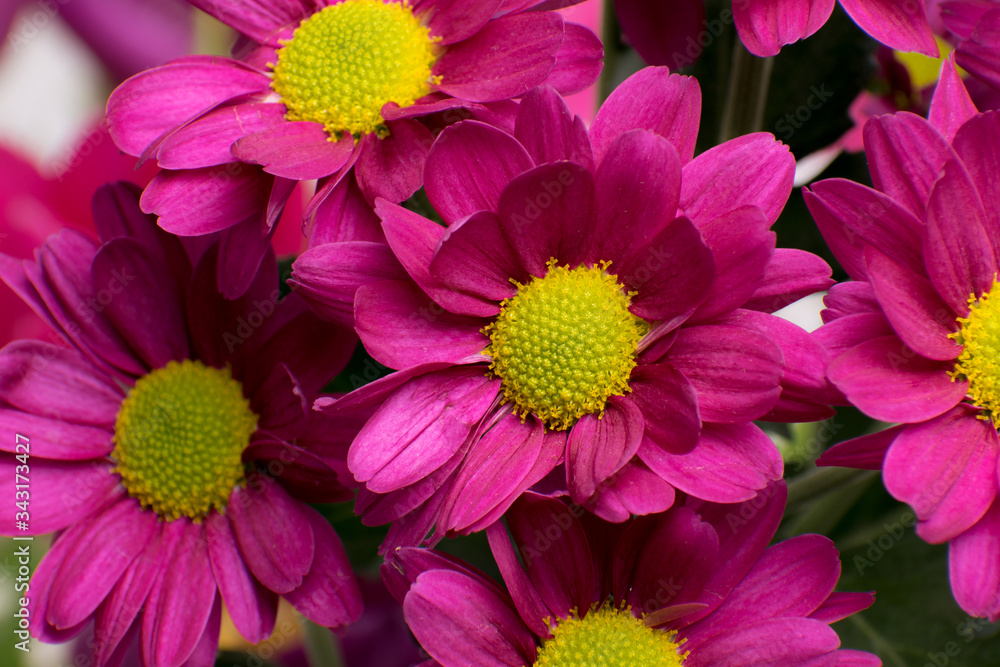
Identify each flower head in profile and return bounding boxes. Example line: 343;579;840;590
807;59;1000;620
298;67;836;550
614;0;938;65
384;483;880;666
106;0;602;297
0;183;362;666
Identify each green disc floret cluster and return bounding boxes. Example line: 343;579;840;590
533;605;687;667
271;0;439;139
950;276;1000;422
484;259;648;431
112;359;258;522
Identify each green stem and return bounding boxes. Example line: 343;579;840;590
303;619;346;667
717;40;774;143
847;613;908;667
598;0;620;104
785;467;875;516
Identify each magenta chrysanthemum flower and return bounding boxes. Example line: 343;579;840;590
614;0;937;63
0;183;362;666
298;67;837;549
806;60;1000;619
383;483;879;666
105;0;602;298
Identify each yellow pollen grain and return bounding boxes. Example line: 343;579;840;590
950;277;1000;422
270;0;439;139
111;359;258;522
533;605;687;667
482;258;648;431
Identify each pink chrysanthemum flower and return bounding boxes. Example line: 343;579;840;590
106;0;602;298
806;59;1000;619
0;183;362;666
298;67;837;549
384;483;880;666
614;0;938;64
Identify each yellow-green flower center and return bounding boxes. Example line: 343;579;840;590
951;277;1000;422
534;606;687;667
112;360;258;521
270;0;439;139
483;259;648;431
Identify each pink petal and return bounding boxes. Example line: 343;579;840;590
684;618;839;665
497;162;596;276
617;506;719;614
680;133;794;227
155;102;287;169
441;412;549;533
142;165;272;236
355;119;433;203
543;19;604;95
348;367;501;492
0;458;118;535
827;335;967;423
743;248;834;314
618;216;716;322
928;57;979;142
684;534;840;647
592;129;682;268
513;85;594;169
640;422;782;503
355;279;489;369
863;111;956;220
290;241;406;326
732;0;836;57
142;521;218;667
434;12;562;102
502;492;596;620
285;506;363;627
951;110;1000;252
866;247;960;361
689;206;774;322
0;409;115;462
629;363;701;455
0;341;121;427
924;157;998;312
804;178;925;282
231;122;354;180
809;591;876;624
950;498;1000;619
417;0;501;44
228;474;315;594
816;425;903;470
206;512;278;643
404;569;536;666
430;210;523;305
424;120;534;225
566;396;644;502
614;0;706;68
590;67;701;164
187;0;306;44
668;323;783;423
47;497;159;630
106;58;271;157
839;0;939;55
92;238;190;369
582;459;677;523
884;404;999;543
